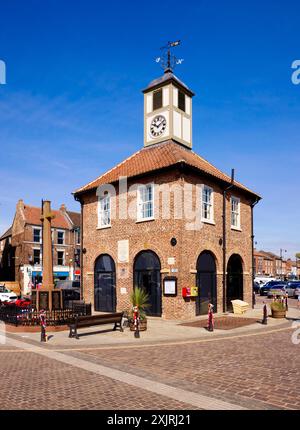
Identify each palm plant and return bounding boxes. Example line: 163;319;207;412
129;287;150;320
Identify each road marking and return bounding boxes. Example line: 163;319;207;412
5;336;246;410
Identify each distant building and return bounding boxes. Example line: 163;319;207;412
0;200;81;295
0;227;14;281
253;250;297;279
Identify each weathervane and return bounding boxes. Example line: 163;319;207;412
155;40;184;73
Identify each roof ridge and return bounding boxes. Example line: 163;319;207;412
24;204;62;214
73;147;144;194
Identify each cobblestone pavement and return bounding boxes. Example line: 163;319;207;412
0;322;299;410
0;347;197;410
73;327;300;410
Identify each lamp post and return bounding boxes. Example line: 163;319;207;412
280;249;287;281
296;253;300;280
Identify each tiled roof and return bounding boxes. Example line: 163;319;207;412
66;211;81;228
0;226;12;240
23;205;70;229
74;140;260;198
254;250;273;260
143;72;195;96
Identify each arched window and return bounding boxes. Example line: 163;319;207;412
196;251;217;315
133;251;161;317
94;254;116;312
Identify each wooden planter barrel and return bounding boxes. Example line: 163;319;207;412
271;309;286;319
129;319;147;331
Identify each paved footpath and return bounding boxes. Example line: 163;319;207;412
0;311;299;410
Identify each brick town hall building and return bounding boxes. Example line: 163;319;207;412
73;67;261;320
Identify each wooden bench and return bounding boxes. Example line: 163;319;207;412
68;312;124;339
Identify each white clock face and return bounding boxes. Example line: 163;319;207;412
150;115;167;138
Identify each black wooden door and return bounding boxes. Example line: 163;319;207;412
95;272;116;312
134;270;161;317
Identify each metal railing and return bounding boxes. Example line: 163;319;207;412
0;302;91;327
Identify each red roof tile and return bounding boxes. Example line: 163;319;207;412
23;206;70;229
74;140;260;198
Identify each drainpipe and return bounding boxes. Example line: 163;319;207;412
222;169;235;313
80;200;84;301
74;195;84;301
251;198;260;308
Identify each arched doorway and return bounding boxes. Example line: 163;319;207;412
94;254;116;312
196;251;217;315
133;251;161;317
227;254;243;310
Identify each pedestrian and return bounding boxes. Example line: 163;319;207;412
297;294;300;310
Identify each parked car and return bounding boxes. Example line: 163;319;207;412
55;280;80;289
285;281;300;298
0;285;18;303
253;281;261;294
255;277;278;287
267;284;287;298
260;280;286;296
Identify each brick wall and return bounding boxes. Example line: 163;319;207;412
80;167;254;320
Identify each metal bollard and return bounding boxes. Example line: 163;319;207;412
40;309;47;342
133;305;140;338
207;303;214;332
262;303;268;325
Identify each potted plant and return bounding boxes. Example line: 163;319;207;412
128;287;150;331
270;300;286;319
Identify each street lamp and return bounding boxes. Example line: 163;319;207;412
280;248;287;281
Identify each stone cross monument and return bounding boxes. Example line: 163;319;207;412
35;200;62;311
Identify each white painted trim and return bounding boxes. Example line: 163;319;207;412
230;196;241;229
136;183;155;222
97;224;112;230
201;184;214;224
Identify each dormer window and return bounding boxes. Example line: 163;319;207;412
153;89;162;111
178;90;186;112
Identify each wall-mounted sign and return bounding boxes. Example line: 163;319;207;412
120;287;127;295
118;240;129;263
167;257;175;265
170;268;178;273
163;277;177;296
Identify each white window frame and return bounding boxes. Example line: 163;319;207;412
32;226;42;243
57;229;65;245
201;185;214;224
231;196;241;230
57;250;65;266
98;193;111;228
137;183;155;222
33;247;41;265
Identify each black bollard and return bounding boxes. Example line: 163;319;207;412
285;295;288;311
41;325;46;342
262;303;268;325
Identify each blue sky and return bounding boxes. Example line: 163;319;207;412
0;0;299;258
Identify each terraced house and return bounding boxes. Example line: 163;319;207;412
74;69;261;320
0;200;81;295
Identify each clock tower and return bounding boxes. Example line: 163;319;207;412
143;70;194;149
